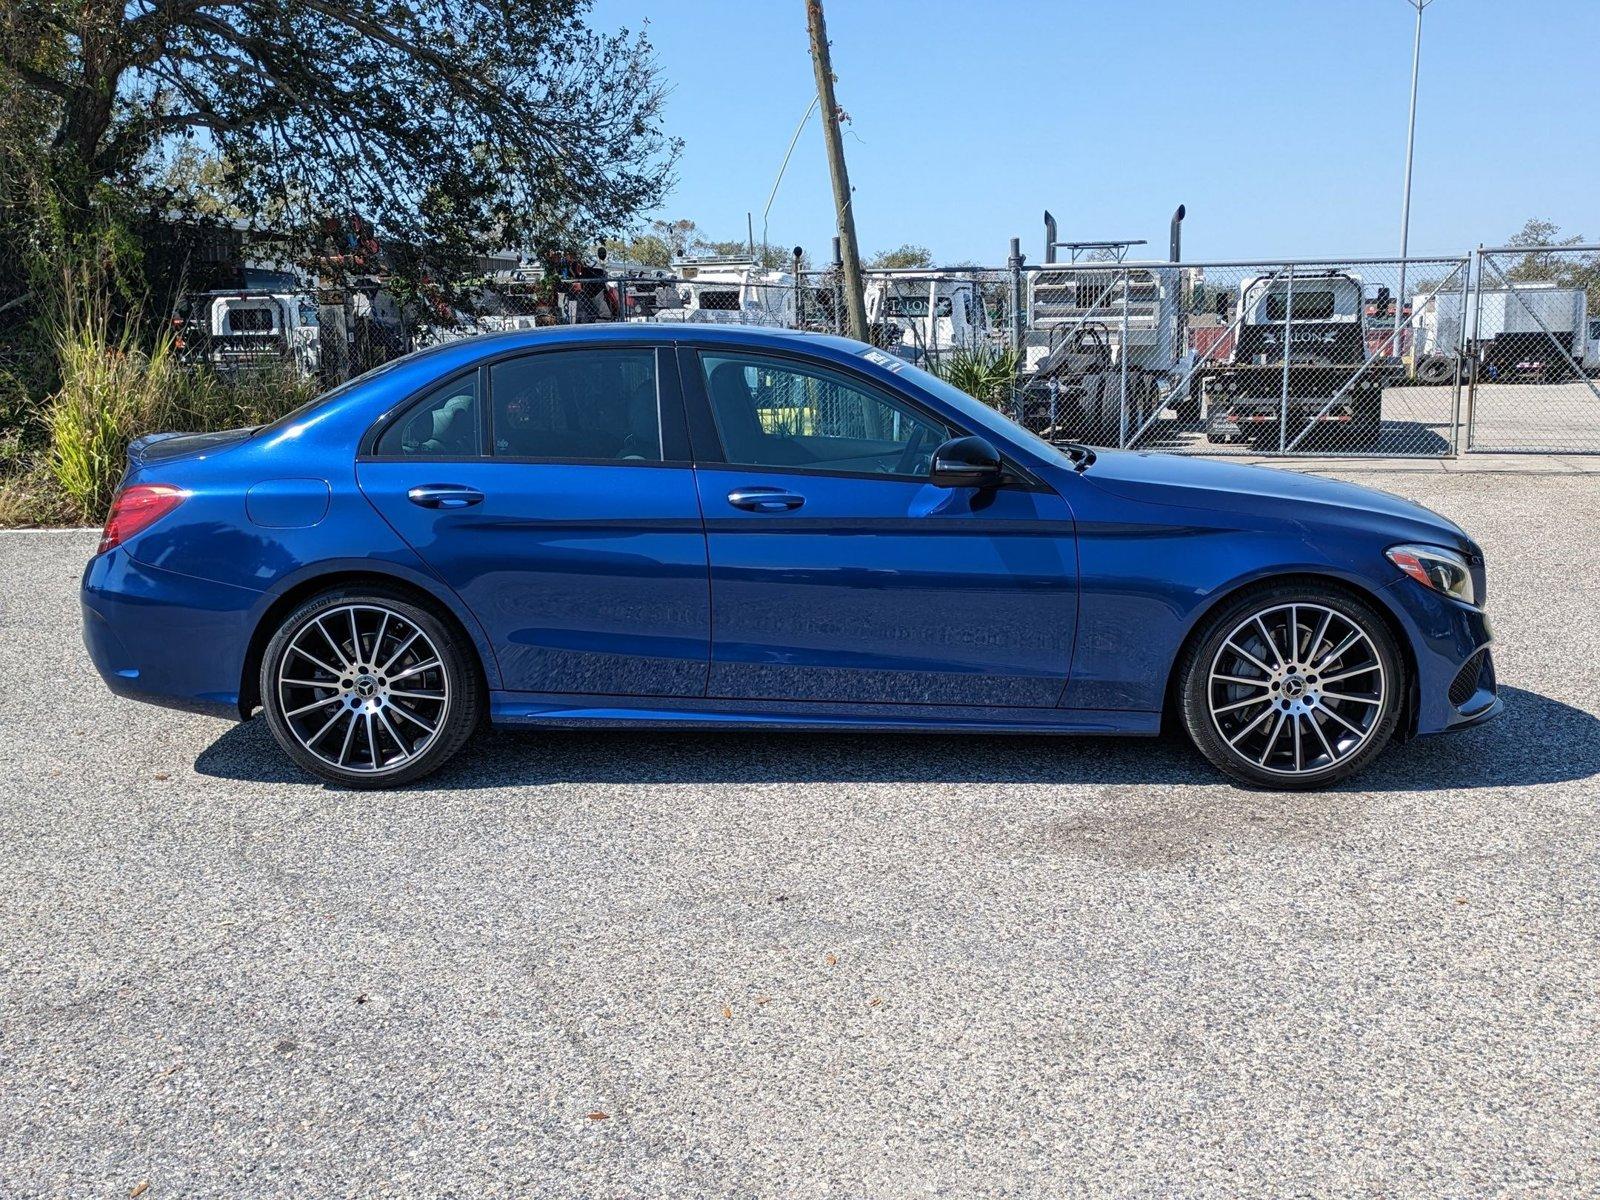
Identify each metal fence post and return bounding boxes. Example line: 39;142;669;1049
1278;264;1295;454
1465;246;1483;450
1448;252;1471;455
1007;238;1024;354
1118;266;1130;448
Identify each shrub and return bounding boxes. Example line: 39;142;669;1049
930;343;1021;408
46;315;178;523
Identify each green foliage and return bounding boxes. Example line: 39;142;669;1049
928;344;1021;408
1503;219;1600;310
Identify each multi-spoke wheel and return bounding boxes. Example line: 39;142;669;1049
260;588;480;788
1179;586;1404;789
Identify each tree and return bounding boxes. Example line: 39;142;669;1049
1501;218;1600;309
867;243;934;270
606;219;811;272
1;0;679;291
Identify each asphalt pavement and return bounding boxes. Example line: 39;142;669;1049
1;468;1597;1198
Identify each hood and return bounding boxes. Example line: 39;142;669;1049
1080;449;1472;546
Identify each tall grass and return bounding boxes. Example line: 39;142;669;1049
37;265;319;523
44;276;178;521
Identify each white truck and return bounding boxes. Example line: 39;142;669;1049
1016;261;1188;444
648;258;796;326
1412;283;1596;383
1199;270;1399;450
174;290;321;377
862;271;993;364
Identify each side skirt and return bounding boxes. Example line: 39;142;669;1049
489;691;1161;736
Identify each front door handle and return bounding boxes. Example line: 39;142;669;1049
727;487;805;513
407;484;484;509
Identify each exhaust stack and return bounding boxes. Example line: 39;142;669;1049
1044;210;1058;264
1169;204;1186;262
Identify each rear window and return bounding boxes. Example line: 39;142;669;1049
489;348;661;461
1265;291;1337;321
226;306;277;333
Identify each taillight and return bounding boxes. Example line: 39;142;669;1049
99;484;186;553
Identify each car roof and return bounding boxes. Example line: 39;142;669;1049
429;322;861;356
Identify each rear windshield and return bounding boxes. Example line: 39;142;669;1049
251;341;460;437
1265;291;1337;321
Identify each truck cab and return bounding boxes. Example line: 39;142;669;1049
862;272;991;364
174;291;322;378
650;258;796;327
1202;270;1393;450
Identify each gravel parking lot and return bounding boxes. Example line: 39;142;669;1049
2;467;1597;1198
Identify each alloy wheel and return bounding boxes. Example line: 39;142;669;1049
276;603;451;776
1205;602;1387;777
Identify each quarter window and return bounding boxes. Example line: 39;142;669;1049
377;372;482;457
490;348;662;461
700;352;948;477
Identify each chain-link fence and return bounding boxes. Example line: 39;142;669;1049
1463;244;1600;453
1006;255;1470;457
169;245;1600;459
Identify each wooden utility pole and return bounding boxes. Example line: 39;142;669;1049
805;0;869;343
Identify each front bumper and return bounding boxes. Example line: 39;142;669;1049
1380;576;1500;736
81;549;258;719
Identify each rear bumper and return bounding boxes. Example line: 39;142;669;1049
81;549;257;719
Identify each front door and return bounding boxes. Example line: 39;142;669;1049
357;345;710;697
686;348;1077;707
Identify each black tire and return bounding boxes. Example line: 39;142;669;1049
1348;393;1382;451
1416;355;1454;385
260;586;482;788
1177;583;1405;790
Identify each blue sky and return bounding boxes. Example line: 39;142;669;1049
586;0;1598;265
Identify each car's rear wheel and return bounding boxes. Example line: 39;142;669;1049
260;588;480;788
1178;585;1404;789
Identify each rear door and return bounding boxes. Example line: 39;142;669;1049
683;346;1077;707
357;344;711;697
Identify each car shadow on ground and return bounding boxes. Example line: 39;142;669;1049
193;685;1596;794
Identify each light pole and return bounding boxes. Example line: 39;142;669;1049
1394;0;1433;345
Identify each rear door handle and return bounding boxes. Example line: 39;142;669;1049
727;487;805;513
407;484;484;509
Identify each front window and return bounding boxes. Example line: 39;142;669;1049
700;352;948;477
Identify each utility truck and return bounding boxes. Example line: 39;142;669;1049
648;257;796;326
1017;260;1187;444
862;271;993;364
1200;270;1399;450
1412;283;1595;383
173;290;322;377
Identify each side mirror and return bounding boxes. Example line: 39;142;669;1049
929;435;1005;489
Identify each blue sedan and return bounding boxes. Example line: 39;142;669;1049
82;325;1499;789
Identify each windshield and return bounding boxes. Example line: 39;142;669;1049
867;352;1080;472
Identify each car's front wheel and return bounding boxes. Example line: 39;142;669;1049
260;587;481;788
1178;585;1404;789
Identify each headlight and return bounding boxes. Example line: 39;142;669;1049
1386;543;1476;606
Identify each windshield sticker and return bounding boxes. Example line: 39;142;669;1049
859;348;906;373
